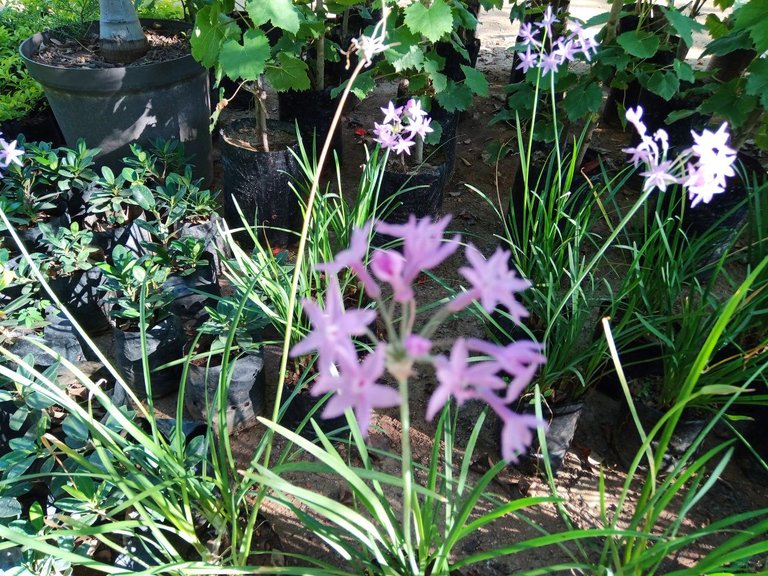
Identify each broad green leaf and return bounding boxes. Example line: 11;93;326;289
746;58;768;108
404;0;454;43
425;120;443;145
562;83;603;122
191;5;229;68
702;30;753;57
461;65;489;96
62;415;89;446
0;497;21;519
9;406;28;432
28;501;43;532
665;108;698;124
705;13;729;39
392;45;424;72
734;0;768;53
246;0;300;34
661;7;705;47
265;53;311;92
700;79;758;128
219;29;270;82
435;81;473;112
646;70;679;100
673;59;695;83
617;30;660;58
330;70;375;100
131;185;154;211
430;71;448;94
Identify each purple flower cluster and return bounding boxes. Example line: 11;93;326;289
623;106;737;207
373;99;434;156
0;133;23;177
291;215;546;463
516;6;599;76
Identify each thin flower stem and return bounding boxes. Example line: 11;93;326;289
550;73;563;193
263;57;367;469
398;373;418;574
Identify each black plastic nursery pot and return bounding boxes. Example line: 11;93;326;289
278;88;344;163
19;19;213;186
112;315;184;399
49;269;111;336
8;310;89;368
515;399;584;476
185;351;266;431
612;398;707;474
220;118;303;247
377;156;450;225
164;263;220;329
90;220;152;260
179;214;228;273
0;214;70;255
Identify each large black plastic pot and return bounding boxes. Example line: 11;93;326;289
19;20;213;186
185;352;265;431
278;88;344;162
220;119;303;247
8;311;89;368
112;315;184;399
515;400;584;476
164;263;220;329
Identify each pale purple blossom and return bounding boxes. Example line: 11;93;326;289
376;215;461;287
290;277;376;372
519;22;541;48
516;48;539;73
555;38;579;62
373;99;433;157
318;223;381;299
427;338;507;421
467;338;546;401
623;106;737;205
537;5;559;38
539;51;561;76
404;334;432;357
0;136;23;172
298;218;545;463
312;344;400;436
449;244;531;320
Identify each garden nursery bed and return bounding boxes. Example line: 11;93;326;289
1;0;767;574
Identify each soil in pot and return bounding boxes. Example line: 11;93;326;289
112;315;184;400
185;351;266;431
220;118;304;248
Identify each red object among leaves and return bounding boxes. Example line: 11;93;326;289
354;128;367;136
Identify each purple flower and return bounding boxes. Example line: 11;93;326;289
404;334;432;358
405;115;434;140
370;249;414;302
427;338;507;421
536;5;559;39
449;244;531;321
403;98;429;121
318;223;381;299
290;277;376;371
467;338;546;401
0;137;23;170
373;122;398;150
312;344;400;436
484;395;542;463
519;22;541;48
625;107;647;137
683;162;727;207
381;102;404;125
640;160;678;193
539;51;561;76
516;48;539;74
376;215;461;288
393;136;416;156
555;38;579;62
